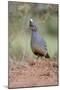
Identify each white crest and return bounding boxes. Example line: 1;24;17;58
30;18;33;22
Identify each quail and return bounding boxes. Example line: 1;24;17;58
29;18;50;58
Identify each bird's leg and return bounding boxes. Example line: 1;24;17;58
42;56;45;60
36;55;40;60
43;51;48;59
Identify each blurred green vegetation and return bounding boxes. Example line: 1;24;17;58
8;1;58;60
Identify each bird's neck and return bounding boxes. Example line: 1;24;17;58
31;25;37;31
32;29;37;32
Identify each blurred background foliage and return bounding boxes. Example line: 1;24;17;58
8;1;58;60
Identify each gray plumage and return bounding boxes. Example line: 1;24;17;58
29;18;50;58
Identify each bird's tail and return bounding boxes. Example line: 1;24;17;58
45;53;50;58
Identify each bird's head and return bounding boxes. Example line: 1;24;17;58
29;18;37;31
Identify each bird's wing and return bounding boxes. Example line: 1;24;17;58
39;36;47;51
34;31;47;51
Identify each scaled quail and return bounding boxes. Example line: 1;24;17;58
29;19;50;58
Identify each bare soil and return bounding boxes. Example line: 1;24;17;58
8;58;58;88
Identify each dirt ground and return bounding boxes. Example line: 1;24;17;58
8;58;58;88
